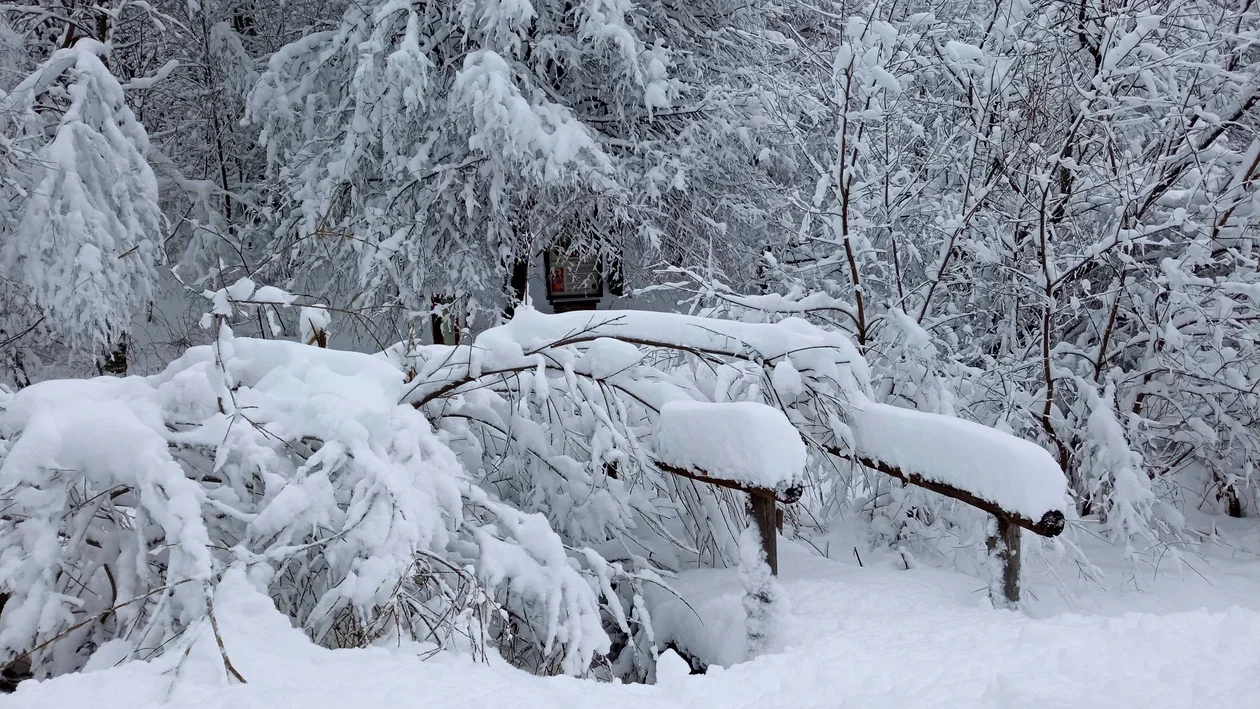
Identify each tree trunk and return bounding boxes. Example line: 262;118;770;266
605;249;626;297
430;296;458;345
505;253;530;319
98;339;127;376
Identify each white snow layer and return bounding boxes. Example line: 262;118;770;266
850;401;1068;520
656;401;805;489
654;649;691;684
9;543;1260;709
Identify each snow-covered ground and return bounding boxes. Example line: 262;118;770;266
8;532;1258;709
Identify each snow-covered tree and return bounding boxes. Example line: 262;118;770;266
241;0;792;337
0;34;162;381
759;0;1260;552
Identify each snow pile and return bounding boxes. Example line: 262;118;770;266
654;649;692;684
656;401;805;491
849;401;1068;521
300;306;332;346
579;337;643;380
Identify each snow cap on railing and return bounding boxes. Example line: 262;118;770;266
656;400;806;493
849;400;1069;526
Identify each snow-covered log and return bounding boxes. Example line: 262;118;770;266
655;400;807;576
837;400;1070;608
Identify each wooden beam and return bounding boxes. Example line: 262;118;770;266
654;461;803;504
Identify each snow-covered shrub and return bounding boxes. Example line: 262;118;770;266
1;273;1085;682
392;305;875;677
0;300;875;682
395;305;1068;659
0;321;608;679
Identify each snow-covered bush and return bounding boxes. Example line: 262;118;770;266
389;306;877;677
1;268;1086;685
0;321;609;680
0;302;864;681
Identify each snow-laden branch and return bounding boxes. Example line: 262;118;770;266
402;306;870;408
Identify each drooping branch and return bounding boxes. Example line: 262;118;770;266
403;311;863;410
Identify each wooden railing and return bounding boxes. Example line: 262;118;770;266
655;461;802;576
656;449;1064;608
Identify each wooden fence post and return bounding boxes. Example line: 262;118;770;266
986;515;1021;609
748;491;779;576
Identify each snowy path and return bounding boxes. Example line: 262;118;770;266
8;544;1259;709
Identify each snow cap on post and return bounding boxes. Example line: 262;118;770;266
656;401;806;498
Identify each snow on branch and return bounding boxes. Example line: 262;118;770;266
401;306;870;408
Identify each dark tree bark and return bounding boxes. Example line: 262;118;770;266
98;339;127;376
505;253;530;319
